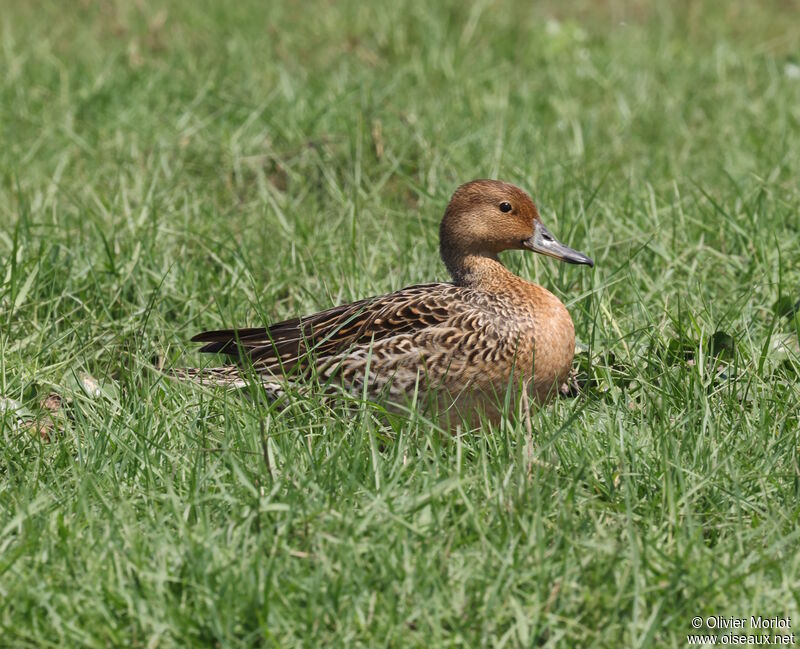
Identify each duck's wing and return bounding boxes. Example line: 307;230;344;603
191;282;468;375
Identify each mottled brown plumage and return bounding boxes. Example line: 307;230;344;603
176;180;593;427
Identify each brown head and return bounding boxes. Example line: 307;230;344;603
439;179;593;285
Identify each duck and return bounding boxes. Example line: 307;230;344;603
176;179;593;427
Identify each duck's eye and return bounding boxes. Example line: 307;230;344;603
499;202;512;213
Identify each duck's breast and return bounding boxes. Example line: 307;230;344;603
524;285;576;401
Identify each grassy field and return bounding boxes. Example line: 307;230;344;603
2;0;800;646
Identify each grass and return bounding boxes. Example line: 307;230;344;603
2;0;800;646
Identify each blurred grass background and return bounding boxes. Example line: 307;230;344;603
1;1;800;646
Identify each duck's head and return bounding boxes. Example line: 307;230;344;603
439;180;593;275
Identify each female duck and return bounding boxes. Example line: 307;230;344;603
181;180;593;425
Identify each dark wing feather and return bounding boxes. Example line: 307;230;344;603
191;283;456;374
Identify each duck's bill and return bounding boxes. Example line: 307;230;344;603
523;222;594;267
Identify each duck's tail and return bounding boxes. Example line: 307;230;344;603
166;366;287;401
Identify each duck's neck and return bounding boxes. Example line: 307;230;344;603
442;250;519;289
